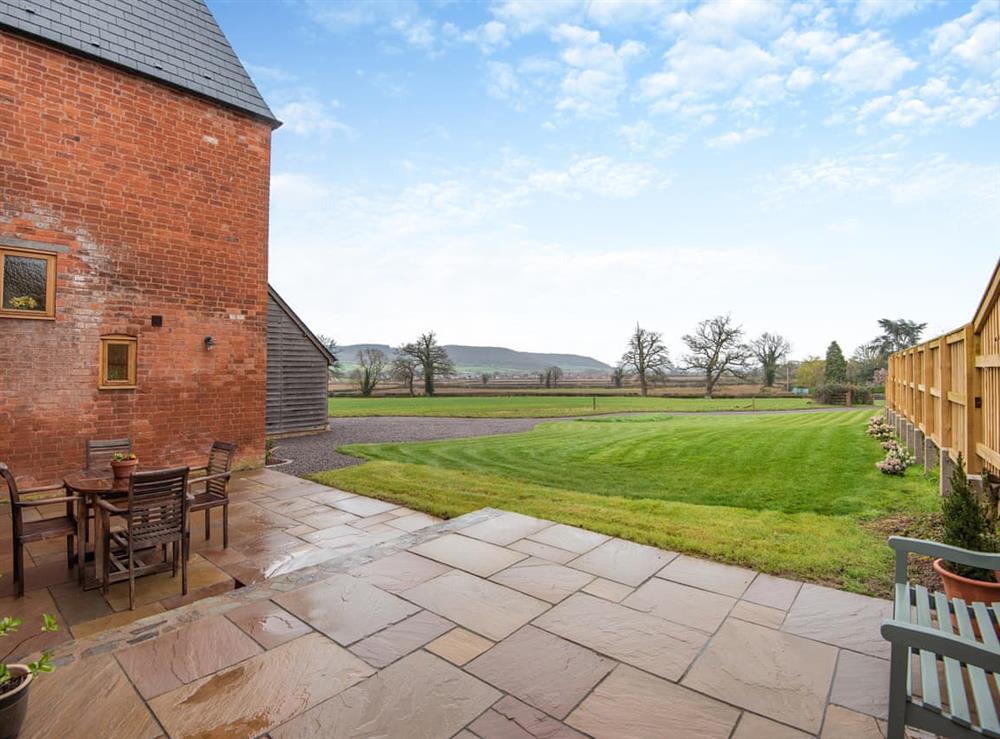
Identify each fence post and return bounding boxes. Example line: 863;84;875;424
965;324;983;476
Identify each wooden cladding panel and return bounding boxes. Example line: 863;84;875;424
266;296;330;436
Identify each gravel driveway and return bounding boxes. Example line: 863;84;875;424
270;416;544;477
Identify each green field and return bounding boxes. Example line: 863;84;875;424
311;410;937;595
328;395;825;418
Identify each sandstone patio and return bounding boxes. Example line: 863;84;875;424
6;469;903;738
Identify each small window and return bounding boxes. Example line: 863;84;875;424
100;335;137;389
0;247;56;319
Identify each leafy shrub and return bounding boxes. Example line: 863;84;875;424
940;453;998;581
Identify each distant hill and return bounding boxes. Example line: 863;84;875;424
335;344;613;376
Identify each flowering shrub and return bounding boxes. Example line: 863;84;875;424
877;447;914;475
866;415;894;440
881;439;900;453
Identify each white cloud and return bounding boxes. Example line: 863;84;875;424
550;24;646;117
663;0;786;41
619;120;685;157
763;152;1000;210
823;36;917;93
274;98;353;136
486;62;522;106
245;64;296;83
706;126;771;148
930;0;1000;73
786;66;816;90
523;155;661;197
638;40;776;116
586;0;669;27
854;0;922;25
855;77;999;129
492;0;584;34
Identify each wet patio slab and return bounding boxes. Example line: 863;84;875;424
5;468;906;738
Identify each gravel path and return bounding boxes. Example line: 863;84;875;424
270;405;874;477
271;417;542;476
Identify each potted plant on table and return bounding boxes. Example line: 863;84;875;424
110;452;138;480
0;613;58;738
933;453;1000;603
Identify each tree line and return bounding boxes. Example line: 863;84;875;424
321;316;924;399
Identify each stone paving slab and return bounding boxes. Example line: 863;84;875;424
658;554;757;598
567;664;740;739
403;569;550;641
569;538;677;586
466;625;616;719
469;695;589;739
534;592;708;680
460;511;552;546
410;533;527;577
682;619;838;733
782;583;893;659
274;573;420;645
527;523;609;554
271;650;501;739
490;556;595;603
623;577;735;632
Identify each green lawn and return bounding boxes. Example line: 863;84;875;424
328;395;825;418
311;410;937;595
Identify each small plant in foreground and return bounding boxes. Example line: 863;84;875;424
940;453;998;581
0;611;59;688
111;452;137;462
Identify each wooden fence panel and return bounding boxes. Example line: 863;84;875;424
886;260;1000;480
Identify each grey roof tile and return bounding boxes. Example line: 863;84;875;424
0;0;278;126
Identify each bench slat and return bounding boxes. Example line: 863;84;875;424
898;583;914;696
915;585;942;711
959;602;1000;734
933;591;971;724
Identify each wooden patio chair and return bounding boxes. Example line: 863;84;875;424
188;441;236;549
881;536;1000;739
0;463;79;597
98;466;189;610
85;438;132;470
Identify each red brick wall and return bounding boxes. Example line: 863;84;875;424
0;32;272;480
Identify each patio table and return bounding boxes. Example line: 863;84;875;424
64;470;128;590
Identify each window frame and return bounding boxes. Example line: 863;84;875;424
99;335;138;390
0;246;56;320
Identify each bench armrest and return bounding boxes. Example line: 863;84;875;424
96;498;128;515
15;495;79;507
18;482;67;496
187;471;231;489
882;619;1000;673
889;536;1000;584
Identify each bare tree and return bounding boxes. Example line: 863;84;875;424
543;366;563;388
621;324;670;396
752;333;791;388
352;348;387;397
610;365;625;388
481;372;492;386
390;350;421;396
682;315;752;398
400;332;455;396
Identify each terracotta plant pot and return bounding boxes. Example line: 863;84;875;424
0;665;33;739
933;558;1000;604
110;459;138;480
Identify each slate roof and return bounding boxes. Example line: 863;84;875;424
0;0;279;126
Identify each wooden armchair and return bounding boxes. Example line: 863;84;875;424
188;441;236;549
85;438;132;470
98;466;189;610
0;463;79;597
881;536;1000;739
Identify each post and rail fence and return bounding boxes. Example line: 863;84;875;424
885;259;1000;494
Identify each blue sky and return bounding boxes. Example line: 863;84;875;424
211;0;999;364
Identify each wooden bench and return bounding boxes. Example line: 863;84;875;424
882;536;1000;739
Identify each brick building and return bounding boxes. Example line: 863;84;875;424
0;0;283;478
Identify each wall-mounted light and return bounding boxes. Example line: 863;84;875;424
204;336;216;351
